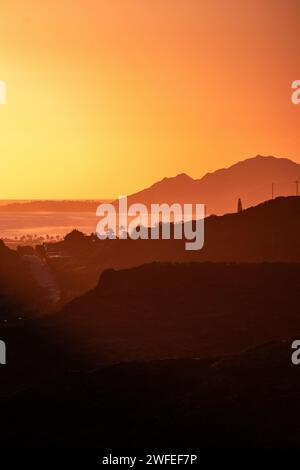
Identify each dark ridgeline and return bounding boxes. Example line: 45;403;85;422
44;196;300;300
50;262;300;364
1;195;300;449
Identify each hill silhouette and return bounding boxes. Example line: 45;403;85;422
1;341;299;450
122;155;300;214
45;262;300;365
1;156;299;216
1;262;300;449
1;194;300;450
45;196;300;299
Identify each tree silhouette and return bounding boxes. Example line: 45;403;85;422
64;229;86;243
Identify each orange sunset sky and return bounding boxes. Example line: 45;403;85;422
0;0;299;199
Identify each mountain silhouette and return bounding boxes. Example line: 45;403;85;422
1;156;299;216
123;155;300;215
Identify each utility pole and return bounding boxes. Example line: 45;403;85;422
295;181;299;196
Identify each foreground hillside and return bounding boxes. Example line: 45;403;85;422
1;261;300;449
1;340;298;449
47;262;300;364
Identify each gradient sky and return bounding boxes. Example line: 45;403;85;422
0;0;299;198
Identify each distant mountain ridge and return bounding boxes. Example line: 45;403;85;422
1;155;299;215
124;155;300;215
0;200;110;212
